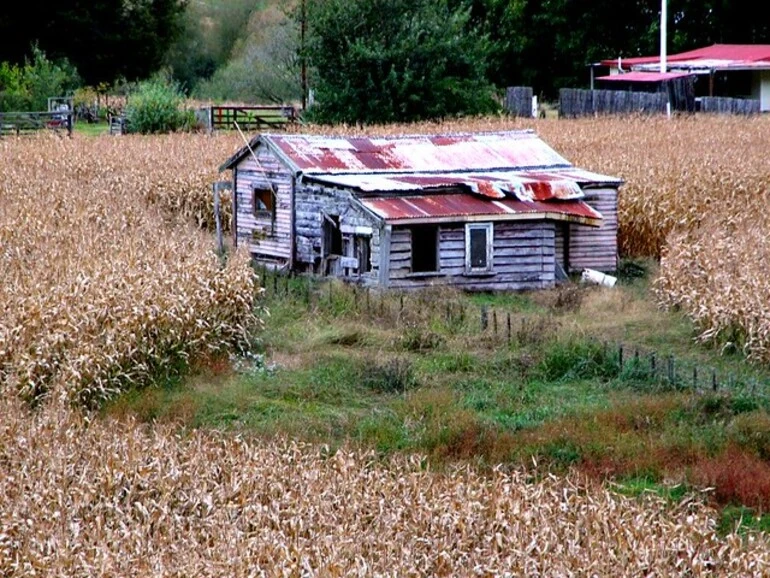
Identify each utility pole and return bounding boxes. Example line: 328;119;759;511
301;0;308;111
660;0;667;73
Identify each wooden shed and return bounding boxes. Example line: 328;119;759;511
219;130;622;291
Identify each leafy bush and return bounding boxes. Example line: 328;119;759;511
124;75;190;134
0;47;79;112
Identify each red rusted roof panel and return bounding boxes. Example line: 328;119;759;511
600;44;770;68
361;194;602;223
596;71;693;82
269;131;572;174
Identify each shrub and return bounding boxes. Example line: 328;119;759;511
0;47;79;112
536;339;619;382
124;74;189;134
691;445;770;510
361;357;417;394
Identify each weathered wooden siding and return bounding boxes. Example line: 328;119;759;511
554;224;566;270
294;183;382;282
234;144;293;263
387;221;555;291
568;187;618;272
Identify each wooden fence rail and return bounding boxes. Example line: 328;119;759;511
200;105;298;133
504;87;534;118
0;111;73;137
699;96;760;115
559;88;668;118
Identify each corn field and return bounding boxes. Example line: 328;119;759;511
0;396;768;577
0;134;259;406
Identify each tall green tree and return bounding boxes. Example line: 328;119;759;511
0;0;186;86
304;0;498;124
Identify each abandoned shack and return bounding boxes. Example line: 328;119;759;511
219;130;622;291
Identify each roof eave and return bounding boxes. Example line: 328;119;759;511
218;133;304;174
383;212;602;227
219;134;262;172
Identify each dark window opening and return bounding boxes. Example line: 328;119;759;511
356;236;371;273
253;186;276;222
469;228;487;269
411;226;438;273
323;214;342;256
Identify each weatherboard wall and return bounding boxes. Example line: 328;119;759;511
387;221;556;291
294;182;382;283
233;144;293;264
568;187;618;272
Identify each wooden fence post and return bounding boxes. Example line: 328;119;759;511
481;306;489;331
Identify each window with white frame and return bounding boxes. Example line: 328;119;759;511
465;223;493;273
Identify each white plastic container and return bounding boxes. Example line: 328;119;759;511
581;268;617;288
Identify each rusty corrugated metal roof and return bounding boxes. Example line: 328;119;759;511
308;168;619;202
266;131;572;175
360;194;602;226
221;130;621;226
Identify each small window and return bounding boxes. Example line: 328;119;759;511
465;223;493;272
253;185;276;222
323;214;342;256
411;225;439;273
355;236;371;273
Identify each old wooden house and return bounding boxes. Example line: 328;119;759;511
219;130;622;291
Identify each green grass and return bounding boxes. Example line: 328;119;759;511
103;266;770;519
73;121;110;136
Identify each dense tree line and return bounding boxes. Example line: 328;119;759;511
297;0;770;123
0;0;185;86
2;0;768;123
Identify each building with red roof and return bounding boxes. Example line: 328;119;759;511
220;131;622;291
597;44;770;111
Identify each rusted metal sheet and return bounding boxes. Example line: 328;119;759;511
361;194;602;226
307;168;619;202
269;130;572;174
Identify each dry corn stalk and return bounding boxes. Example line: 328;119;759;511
0;396;769;577
0;134;260;405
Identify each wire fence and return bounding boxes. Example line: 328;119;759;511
258;266;770;399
